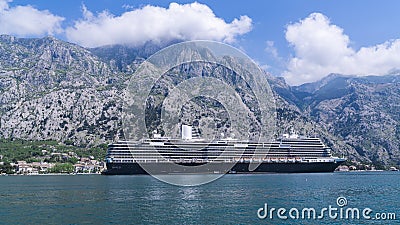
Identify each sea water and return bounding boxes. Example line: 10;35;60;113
0;172;398;224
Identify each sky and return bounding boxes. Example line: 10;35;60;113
1;0;400;85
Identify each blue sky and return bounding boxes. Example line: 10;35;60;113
2;0;400;85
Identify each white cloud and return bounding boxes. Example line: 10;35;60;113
283;13;400;85
65;2;252;48
0;0;64;36
265;40;278;58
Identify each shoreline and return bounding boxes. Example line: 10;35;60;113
1;173;102;176
2;170;399;176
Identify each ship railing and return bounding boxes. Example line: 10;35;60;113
301;157;336;163
233;157;303;163
110;156;332;164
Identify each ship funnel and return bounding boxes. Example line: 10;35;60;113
182;125;192;140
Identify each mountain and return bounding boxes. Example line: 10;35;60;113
0;35;126;146
239;71;400;166
89;41;175;73
0;35;399;166
289;74;400;165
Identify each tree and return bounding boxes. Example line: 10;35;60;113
0;163;15;174
49;163;74;173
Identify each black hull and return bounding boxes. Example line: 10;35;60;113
102;161;344;175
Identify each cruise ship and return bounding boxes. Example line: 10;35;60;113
102;125;345;175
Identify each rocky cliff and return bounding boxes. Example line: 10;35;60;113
0;35;125;146
292;74;400;165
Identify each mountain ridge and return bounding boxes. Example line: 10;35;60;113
0;36;399;166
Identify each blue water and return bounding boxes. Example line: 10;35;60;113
0;172;399;224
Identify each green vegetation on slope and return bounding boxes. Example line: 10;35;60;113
0;139;107;164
